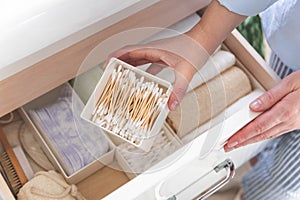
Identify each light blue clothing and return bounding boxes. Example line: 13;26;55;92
218;0;278;16
262;0;300;70
269;52;294;78
217;0;300;199
243;130;300;200
219;0;300;69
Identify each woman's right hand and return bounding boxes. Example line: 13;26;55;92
106;0;246;111
106;34;209;111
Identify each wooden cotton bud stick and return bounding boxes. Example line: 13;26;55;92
132;82;156;121
132;90;151;122
139;88;160;122
129;89;144;120
115;64;123;74
108;71;124;114
120;89;135;121
138;87;160;124
95;81;111;111
95;68;119;109
93;70;118;123
147;98;166;133
113;79;132;114
135;97;156;127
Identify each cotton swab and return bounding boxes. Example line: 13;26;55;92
91;64;168;144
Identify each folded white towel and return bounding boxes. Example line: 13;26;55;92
118;127;180;173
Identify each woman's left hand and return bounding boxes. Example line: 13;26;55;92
225;70;300;152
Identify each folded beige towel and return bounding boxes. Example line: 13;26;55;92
167;66;252;138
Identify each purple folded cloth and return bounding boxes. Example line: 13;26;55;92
29;84;110;175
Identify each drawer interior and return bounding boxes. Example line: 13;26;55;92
12;44;265;200
0;15;278;200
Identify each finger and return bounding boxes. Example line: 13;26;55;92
126;59;152;66
104;52;148;68
226;103;286;148
146;63;165;75
125;59;166;67
118;48;169;66
168;62;196;111
225;122;288;152
249;80;290;112
105;46;168;69
104;45;141;67
168;76;188;111
108;45;141;60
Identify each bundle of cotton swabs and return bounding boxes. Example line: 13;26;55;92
92;65;168;144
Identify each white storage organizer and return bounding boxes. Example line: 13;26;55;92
19;83;115;184
81;58;172;152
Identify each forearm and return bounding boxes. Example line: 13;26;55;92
186;0;246;54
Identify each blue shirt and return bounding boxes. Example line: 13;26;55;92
218;0;300;70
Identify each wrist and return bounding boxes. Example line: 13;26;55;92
185;0;246;55
185;25;218;55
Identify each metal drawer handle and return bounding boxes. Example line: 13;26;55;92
155;159;235;200
195;159;235;200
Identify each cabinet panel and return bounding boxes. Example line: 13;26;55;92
0;0;210;118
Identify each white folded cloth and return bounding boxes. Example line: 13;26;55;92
118;127;181;173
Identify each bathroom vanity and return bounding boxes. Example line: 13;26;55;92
0;0;280;199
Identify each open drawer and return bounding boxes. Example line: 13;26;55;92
14;23;280;200
98;29;280;200
1;15;280;200
17;28;278;200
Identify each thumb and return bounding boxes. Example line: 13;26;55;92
168;65;195;111
250;81;289;112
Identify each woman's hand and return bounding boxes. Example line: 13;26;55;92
106;35;209;111
105;0;246;111
225;70;300;151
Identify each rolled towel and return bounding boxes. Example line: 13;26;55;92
167;66;252;138
155;50;236;92
181;89;265;144
188;50;236;92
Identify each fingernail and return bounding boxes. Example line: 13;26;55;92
250;99;262;110
227;141;238;148
170;100;179;111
